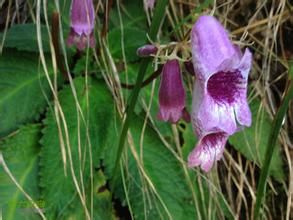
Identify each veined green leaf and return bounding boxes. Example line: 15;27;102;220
105;114;223;219
40;77;114;219
108;27;146;62
0;24;50;52
0;124;42;220
0;50;55;137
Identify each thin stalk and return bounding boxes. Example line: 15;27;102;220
120;65;163;89
111;0;168;185
254;64;293;219
51;11;68;80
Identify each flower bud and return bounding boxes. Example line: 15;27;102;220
137;44;158;57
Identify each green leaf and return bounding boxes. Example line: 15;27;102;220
229;98;284;181
0;50;54;137
72;52;98;77
0;124;42;220
105;114;216;219
65;170;116;220
254;67;293;219
182;122;197;159
107;1;148;62
108;27;146;62
0;24;50;52
40;77;114;219
109;1;147;32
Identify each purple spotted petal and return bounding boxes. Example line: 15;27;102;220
192;80;238;136
157;59;187;123
188;132;228;172
67;0;95;50
189;15;253;172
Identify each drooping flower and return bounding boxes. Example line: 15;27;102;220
67;0;96;50
188;15;252;171
157;59;190;123
144;0;155;10
137;44;158;57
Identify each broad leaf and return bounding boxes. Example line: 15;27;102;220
108;0;147;62
65;170;116;220
0;124;42;220
104;114;220;219
108;27;146;62
40;77;114;219
229;99;284;181
0;24;50;52
0;50;54;137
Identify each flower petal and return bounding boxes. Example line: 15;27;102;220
70;0;95;36
191;15;239;79
157;59;186;123
157;108;182;124
67;30;96;50
234;94;252;127
237;48;252;80
188;132;228;172
192;81;237;136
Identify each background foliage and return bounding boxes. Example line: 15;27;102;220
0;0;292;219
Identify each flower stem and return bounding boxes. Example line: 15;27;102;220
254;63;293;219
120;65;163;89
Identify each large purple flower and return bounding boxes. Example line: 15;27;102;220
67;0;96;50
157;59;190;123
188;15;252;172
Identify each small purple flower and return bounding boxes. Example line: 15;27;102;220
137;44;158;57
188;15;252;171
144;0;155;10
67;0;96;50
157;59;190;123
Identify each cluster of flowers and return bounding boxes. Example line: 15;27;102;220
138;16;252;172
67;0;252;172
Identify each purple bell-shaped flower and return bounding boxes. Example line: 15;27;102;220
157;59;190;123
188;15;252;172
67;0;96;50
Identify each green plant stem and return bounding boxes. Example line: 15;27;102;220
254;74;293;218
111;0;168;185
120;65;163;89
